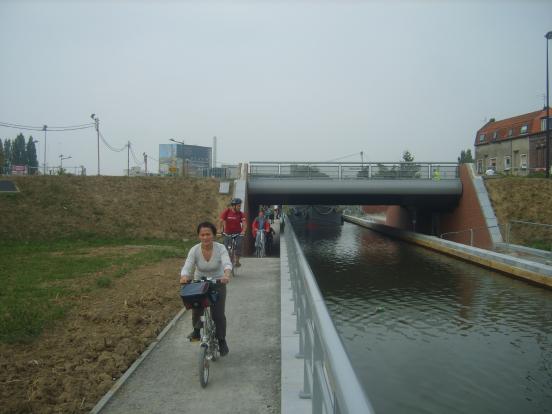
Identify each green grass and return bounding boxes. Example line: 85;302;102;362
96;276;112;288
0;237;193;344
528;240;552;252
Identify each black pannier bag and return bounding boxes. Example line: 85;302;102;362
180;281;210;309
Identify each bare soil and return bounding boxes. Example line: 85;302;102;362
0;175;234;413
0;254;185;414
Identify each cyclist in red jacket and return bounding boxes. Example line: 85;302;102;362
252;210;270;253
218;198;246;266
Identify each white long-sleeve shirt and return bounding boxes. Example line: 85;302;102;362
180;242;232;280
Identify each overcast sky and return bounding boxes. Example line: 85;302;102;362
1;0;551;175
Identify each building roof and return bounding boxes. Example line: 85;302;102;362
474;107;550;146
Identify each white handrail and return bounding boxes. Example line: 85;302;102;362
284;217;375;413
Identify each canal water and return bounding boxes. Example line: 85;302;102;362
294;222;552;414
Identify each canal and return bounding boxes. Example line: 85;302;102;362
294;222;552;414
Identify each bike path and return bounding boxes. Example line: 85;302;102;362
99;257;281;414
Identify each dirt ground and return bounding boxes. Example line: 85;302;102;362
0;255;186;414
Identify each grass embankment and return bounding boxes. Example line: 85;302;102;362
0;238;193;344
485;176;552;251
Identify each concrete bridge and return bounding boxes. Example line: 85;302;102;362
246;162;462;209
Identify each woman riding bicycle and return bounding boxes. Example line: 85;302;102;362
180;221;232;356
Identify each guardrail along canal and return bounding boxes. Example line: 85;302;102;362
294;222;552;414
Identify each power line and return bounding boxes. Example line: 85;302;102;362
99;131;127;152
325;151;363;162
129;144;144;165
0;121;95;132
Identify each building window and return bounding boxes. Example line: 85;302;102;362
477;159;483;174
520;124;528;134
504;156;511;170
479;133;485;142
508;128;513;137
520;154;527;169
492;131;498;140
489;158;497;168
542;117;550;131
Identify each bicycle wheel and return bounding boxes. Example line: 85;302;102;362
206;312;219;362
198;345;209;388
231;249;238;277
259;234;265;258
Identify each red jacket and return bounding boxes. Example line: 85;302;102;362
252;217;270;238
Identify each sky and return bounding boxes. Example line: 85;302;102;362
1;0;551;175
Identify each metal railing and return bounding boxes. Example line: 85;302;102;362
285;218;374;414
1;166;86;176
250;161;459;180
440;220;552;251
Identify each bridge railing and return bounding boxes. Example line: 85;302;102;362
249;162;459;180
284;217;375;414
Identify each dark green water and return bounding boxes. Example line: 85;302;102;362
295;222;552;414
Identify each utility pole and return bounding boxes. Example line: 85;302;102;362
143;152;148;175
42;125;47;175
127;141;130;176
91;114;100;175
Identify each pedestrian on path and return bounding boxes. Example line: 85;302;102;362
180;221;232;356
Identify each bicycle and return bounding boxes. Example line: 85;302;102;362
265;231;273;256
180;277;221;388
255;230;266;258
222;233;243;277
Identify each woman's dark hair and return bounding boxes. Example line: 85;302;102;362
197;221;217;235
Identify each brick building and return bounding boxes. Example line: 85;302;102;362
474;107;551;175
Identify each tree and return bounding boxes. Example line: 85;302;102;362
399;150;420;178
0;139;4;174
12;133;26;165
4;139;12;168
458;149;474;164
402;150;415;163
26;136;39;174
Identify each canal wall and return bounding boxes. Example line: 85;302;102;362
345;215;552;289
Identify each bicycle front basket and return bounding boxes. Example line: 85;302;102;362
180;281;210;309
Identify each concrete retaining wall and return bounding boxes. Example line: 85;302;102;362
345;215;552;289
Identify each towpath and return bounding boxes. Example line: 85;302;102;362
98;256;281;414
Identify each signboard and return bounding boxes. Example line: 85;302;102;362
11;165;28;175
169;166;177;173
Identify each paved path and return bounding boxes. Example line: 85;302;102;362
99;257;281;414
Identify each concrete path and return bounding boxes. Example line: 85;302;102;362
99;257;281;414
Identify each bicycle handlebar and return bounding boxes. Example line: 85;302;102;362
181;276;223;285
221;232;244;238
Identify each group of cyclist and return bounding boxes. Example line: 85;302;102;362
179;198;280;357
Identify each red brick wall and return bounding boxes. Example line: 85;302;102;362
438;164;493;249
383;165;493;249
386;206;411;230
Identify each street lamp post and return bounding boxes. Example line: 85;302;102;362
59;154;72;172
91;114;100;175
42;125;47;175
169;138;185;176
546;31;552;178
